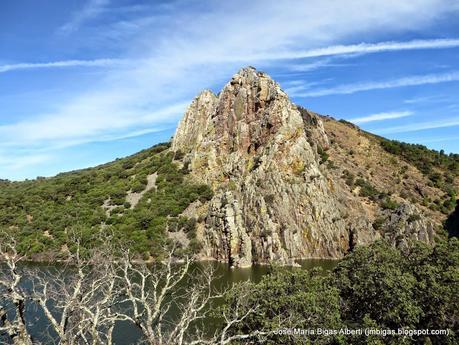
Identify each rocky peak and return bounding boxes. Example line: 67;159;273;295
172;67;350;266
172;89;217;154
171;67;436;267
173;67;329;182
212;66;287;156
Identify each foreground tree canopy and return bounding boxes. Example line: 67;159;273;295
1;236;458;345
222;238;459;345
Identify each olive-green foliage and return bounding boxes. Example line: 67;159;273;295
355;178;381;200
222;239;459;345
372;217;385;230
334;239;459;345
0;142;213;259
380;197;399;210
221;269;343;345
379;139;458;215
317;146;329;164
333;242;422;330
351;177;404;212
407;213;422;223
380;140;458;191
342;170;355;187
380;140;459;176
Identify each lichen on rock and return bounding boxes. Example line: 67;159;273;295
172;67;436;266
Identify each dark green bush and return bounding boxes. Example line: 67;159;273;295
0;142;213;259
221;239;459;344
380;198;399;210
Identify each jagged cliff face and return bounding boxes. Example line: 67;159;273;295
172;67;435;266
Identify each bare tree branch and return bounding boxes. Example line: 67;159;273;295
1;235;267;345
0;234;33;345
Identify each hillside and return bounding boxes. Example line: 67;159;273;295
0;67;457;264
322;116;458;225
0;143;213;260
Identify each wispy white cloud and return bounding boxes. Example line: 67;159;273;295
0;59;128;74
403;95;454;104
283;58;355;74
4;37;457;76
286;60;333;72
3;0;459;179
293;71;459;97
348;111;414;124
376;117;459;134
283;80;327;95
0;102;187;148
0;153;52;173
242;38;459;61
404;96;438;104
59;0;110;34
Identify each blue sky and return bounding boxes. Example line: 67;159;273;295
1;0;459;180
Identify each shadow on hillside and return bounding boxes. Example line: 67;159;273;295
445;200;459;238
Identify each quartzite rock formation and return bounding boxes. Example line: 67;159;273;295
172;67;435;267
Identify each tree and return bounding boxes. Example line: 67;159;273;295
333;239;459;345
29;239;121;345
220;268;343;345
333;241;422;330
0;235;265;345
0;237;33;345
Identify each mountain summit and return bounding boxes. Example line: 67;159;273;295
172;67;438;266
1;67;456;265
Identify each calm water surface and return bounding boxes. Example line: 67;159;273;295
3;260;337;344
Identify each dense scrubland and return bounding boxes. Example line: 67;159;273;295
0;142;212;260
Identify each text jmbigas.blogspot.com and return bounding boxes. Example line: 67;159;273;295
273;328;450;337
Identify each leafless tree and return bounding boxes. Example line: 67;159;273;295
0;236;33;345
29;239;122;345
0;236;267;345
113;248;270;345
114;249;222;345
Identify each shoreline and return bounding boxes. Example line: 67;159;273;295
0;254;341;268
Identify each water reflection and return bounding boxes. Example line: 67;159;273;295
1;260;337;344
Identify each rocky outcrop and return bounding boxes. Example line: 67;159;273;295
381;203;435;247
297;107;330;151
172;67;436;266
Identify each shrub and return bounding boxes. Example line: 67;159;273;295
355;178;380;200
342;170;355;187
317;146;329;164
0;142;214;259
407;213;422;223
372;217;385;230
380;198;399;210
380;139;459;180
220;269;343;345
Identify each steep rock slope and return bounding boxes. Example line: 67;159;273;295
172;67;439;266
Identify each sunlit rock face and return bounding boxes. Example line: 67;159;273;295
172;67;434;267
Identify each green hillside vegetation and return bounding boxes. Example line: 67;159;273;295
0;142;213;259
379;140;459;179
379;139;458;215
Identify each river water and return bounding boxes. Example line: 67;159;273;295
1;260;337;344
